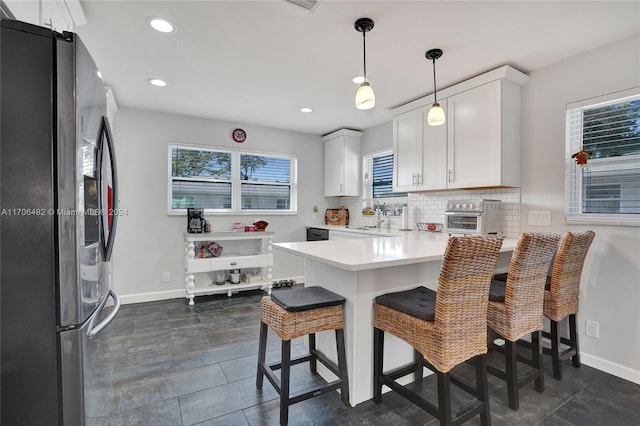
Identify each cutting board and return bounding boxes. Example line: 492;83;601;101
325;208;349;225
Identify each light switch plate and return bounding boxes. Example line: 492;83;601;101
528;210;551;226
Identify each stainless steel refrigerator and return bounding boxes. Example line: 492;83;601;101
0;19;120;425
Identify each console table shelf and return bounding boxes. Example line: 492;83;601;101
184;231;274;305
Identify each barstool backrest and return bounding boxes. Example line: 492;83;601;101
545;231;595;321
500;232;561;340
433;235;504;364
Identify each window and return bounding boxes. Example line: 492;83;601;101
565;88;640;225
169;145;297;214
240;154;292;210
363;150;407;199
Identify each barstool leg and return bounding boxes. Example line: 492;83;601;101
505;340;519;410
414;349;424;384
308;333;317;374
256;321;268;389
437;371;452;425
475;354;491;426
532;330;544;392
280;339;291;426
550;319;562;380
373;327;384;403
569;314;581;368
335;328;350;405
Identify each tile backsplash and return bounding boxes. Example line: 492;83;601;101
334;188;521;238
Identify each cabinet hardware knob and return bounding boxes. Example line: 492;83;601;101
230;262;237;266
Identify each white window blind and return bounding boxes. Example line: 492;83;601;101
170;147;232;210
169;145;297;214
240;154;293;210
565;88;640;225
363;151;407;199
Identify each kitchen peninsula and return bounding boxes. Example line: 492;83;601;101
274;233;518;406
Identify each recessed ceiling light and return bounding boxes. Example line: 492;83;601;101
300;107;313;113
97;71;103;79
147;78;167;87
352;75;365;84
148;17;176;33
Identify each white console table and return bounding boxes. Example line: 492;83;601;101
184;231;274;305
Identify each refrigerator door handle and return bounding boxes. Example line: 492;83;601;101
97;115;118;262
87;289;120;340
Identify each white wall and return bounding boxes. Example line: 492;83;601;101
111;108;328;303
520;34;640;382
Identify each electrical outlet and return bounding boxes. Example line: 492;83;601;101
162;272;170;283
528;210;552;226
585;320;599;338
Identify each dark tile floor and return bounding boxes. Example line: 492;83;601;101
87;289;640;425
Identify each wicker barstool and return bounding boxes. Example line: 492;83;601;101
373;235;504;426
492;231;595;381
543;231;595;379
486;232;560;410
256;286;349;426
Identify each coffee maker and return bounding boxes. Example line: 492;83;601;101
187;208;206;233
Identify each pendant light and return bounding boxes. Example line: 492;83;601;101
354;18;375;110
425;48;445;126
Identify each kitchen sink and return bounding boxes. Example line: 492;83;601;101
345;225;376;230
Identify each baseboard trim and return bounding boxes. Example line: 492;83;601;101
119;289;187;305
581;352;640;385
117;275;306;305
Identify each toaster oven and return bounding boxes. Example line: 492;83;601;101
445;199;502;235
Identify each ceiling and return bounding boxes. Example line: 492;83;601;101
74;1;640;136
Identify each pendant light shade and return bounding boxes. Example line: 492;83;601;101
355;82;375;110
427;102;445;125
425;48;445;126
355;18;375;110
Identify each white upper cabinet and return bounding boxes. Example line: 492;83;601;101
393;104;447;192
323;129;362;197
393;107;422;191
4;0;86;32
392;65;528;192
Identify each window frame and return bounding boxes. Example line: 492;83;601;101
168;143;297;215
362;149;407;201
565;87;640;226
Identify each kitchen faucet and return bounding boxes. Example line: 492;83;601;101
376;209;387;230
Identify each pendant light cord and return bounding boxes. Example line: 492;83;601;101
432;58;437;104
362;32;368;83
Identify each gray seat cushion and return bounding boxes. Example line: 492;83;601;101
489;278;506;302
375;286;436;321
270;286;345;312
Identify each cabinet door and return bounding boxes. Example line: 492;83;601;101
393;108;422;192
420;103;448;190
324;137;345;196
341;136;360;196
41;0;74;31
447;81;501;189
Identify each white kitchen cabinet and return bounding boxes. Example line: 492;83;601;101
446;79;521;189
183;231;274;305
393;107;421;191
393;104;447;192
4;0;86;32
392;65;528;192
323;129;362;197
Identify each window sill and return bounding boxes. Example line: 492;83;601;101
565;216;640;227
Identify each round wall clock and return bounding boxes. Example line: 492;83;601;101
232;128;246;143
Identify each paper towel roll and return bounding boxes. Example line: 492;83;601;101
401;206;409;229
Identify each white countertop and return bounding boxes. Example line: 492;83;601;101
275;233;518;271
